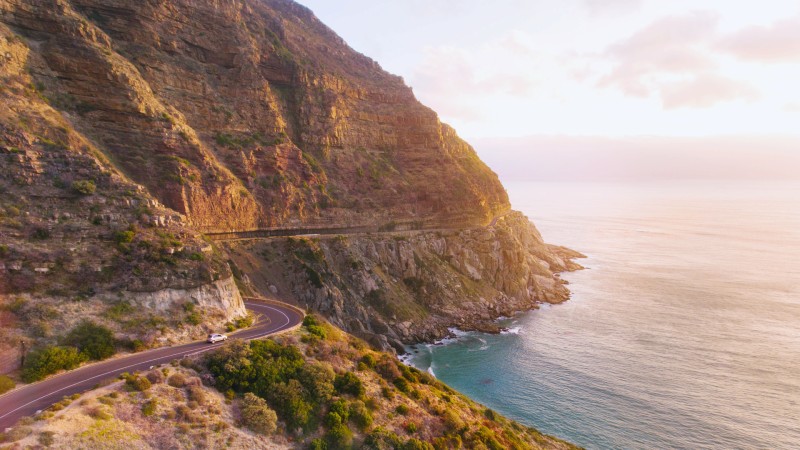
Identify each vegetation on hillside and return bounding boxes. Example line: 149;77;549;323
0;316;577;450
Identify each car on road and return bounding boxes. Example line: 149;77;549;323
207;333;228;343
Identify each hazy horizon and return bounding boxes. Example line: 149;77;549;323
473;135;800;182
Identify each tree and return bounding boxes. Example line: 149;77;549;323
62;321;116;360
240;393;278;435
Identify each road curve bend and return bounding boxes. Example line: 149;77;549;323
0;300;303;430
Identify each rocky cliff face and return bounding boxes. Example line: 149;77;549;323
226;212;583;351
0;0;509;232
0;12;247;365
1;0;577;357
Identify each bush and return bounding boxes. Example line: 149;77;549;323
334;372;364;397
349;400;373;431
123;373;151;391
38;431;55;447
376;356;402;381
240;393;278;435
363;427;403;450
325;423;353;450
187;385;207;405
393;377;411;394
142;399;158;416
167;373;187;388
22;346;87;382
403;438;433;450
302;314;320;327
62;321;116;360
114;230;135;244
308;438;327;450
359;353;376;369
0;375;15;394
395;404;410;415
71;179;96;195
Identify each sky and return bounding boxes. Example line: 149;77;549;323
296;0;800;180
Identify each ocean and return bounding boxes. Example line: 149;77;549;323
405;181;800;449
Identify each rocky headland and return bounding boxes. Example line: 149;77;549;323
0;0;584;447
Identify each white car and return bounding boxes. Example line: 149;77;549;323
207;333;228;343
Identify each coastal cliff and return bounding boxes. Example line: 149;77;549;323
226;211;583;351
0;0;587;447
0;0;574;355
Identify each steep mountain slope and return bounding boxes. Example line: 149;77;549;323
0;0;509;232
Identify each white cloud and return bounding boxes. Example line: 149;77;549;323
595;12;759;108
660;74;758;109
716;15;800;63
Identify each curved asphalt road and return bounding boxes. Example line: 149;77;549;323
0;301;303;430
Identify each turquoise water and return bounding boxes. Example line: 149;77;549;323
405;181;800;449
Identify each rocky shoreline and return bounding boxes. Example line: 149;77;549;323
227;211;585;353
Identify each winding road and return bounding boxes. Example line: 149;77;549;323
0;300;303;430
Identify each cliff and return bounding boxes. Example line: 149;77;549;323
0;0;570;355
0;0;586;446
226;212;583;351
0;0;508;232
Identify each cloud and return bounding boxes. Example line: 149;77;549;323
583;0;642;16
595;12;758;108
717;15;800;63
409;35;539;121
660;74;758;109
597;12;719;95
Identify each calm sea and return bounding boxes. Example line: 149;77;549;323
405;181;800;449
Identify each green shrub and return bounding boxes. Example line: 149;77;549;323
71;179;96;195
395;404;409;415
306;324;327;340
394;377;411;394
308;438;327;450
359;353;376;369
123;373;151;391
62;321;116;360
363;427;403;450
349;400;373;431
325;423;353;450
240;393;278;435
0;375;15;394
302;314;320;327
22;346;87;382
403;438;433;450
114;230;135;244
142;399;158;416
333;372;364;397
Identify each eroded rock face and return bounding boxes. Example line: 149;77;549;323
227;212;584;350
0;0;509;231
124;276;245;319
